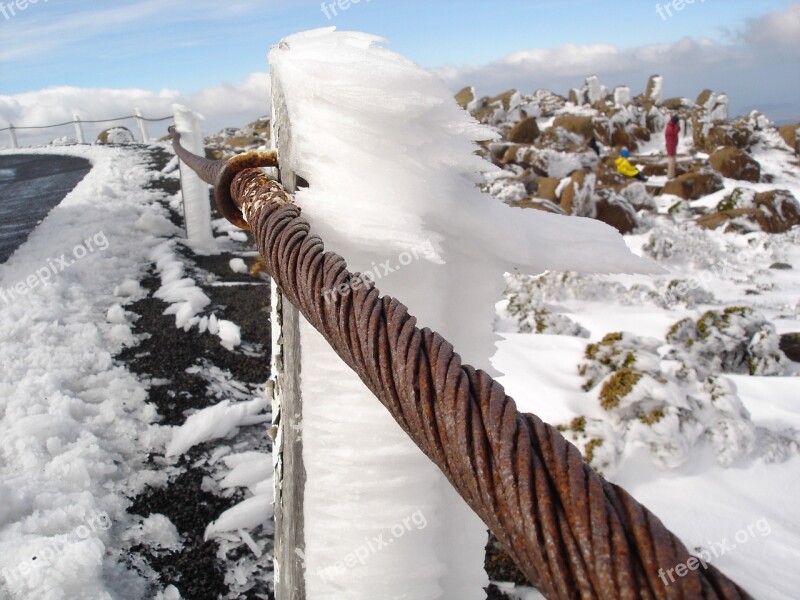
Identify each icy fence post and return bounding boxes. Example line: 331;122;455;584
171;104;214;246
268;49;488;600
270;80;306;600
134;107;149;143
72;115;85;144
7;124;18;149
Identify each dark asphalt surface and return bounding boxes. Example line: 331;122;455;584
0;154;92;263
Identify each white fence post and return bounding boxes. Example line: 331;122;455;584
72;115;85;144
134;107;149;143
171;104;214;248
8;124;18;149
270;36;488;600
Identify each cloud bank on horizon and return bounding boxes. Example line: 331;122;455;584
0;2;798;143
435;2;800;122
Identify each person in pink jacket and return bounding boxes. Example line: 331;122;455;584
665;115;680;179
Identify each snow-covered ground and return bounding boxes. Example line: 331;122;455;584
0;145;274;599
489;85;800;598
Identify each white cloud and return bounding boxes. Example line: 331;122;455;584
743;2;800;50
2;2;798;147
0;73;270;145
433;3;800;122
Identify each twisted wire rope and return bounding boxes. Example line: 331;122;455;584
225;167;752;600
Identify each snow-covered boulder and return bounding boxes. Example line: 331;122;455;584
666;307;789;378
97;126;136;144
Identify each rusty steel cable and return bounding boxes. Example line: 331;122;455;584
0;115;173;132
169;131;753;600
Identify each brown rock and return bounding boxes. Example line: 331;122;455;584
595;160;626;188
205;147;226;160
246;117;271;137
560;170;593;215
552;115;594;139
696;208;760;231
661;169;724;200
691;112;706;150
487;89;518;110
508;197;565;214
709;147;761;182
641;163;668;177
698;189;800;234
610;126;638;151
535;128;584;153
227;136;262;148
631;127;652;142
595;193;638;234
536;177;561;201
662;97;686;110
491;143;512;162
472;106;495;124
97;126;135;144
501;145;520;164
696;89;713;107
754;189;800;233
778;123;800;151
704;125;751;153
508;117;541;144
455;86;475;109
780;333;800;363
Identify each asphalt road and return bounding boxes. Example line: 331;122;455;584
0;154;92;263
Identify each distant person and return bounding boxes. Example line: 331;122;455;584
588;136;601;157
665;115;680;179
615;148;648;182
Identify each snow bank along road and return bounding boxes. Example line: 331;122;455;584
0;144;275;600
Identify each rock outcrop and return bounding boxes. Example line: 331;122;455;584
709;147;761;182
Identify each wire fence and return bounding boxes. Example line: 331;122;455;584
168;130;755;600
1;110;174;148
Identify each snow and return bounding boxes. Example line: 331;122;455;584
150;240;242;351
122;514;182;552
165;397;269;457
102;128;135;145
228;258;248;274
0;145;174;599
613;85;631;107
204;493;274;539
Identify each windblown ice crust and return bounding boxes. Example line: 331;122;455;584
269;28;659;373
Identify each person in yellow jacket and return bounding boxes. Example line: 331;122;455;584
615;148;648;182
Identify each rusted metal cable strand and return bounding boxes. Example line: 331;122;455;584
170;133;753;599
169;127;278;230
1;115;173;132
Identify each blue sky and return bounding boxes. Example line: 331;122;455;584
1;0;798;134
